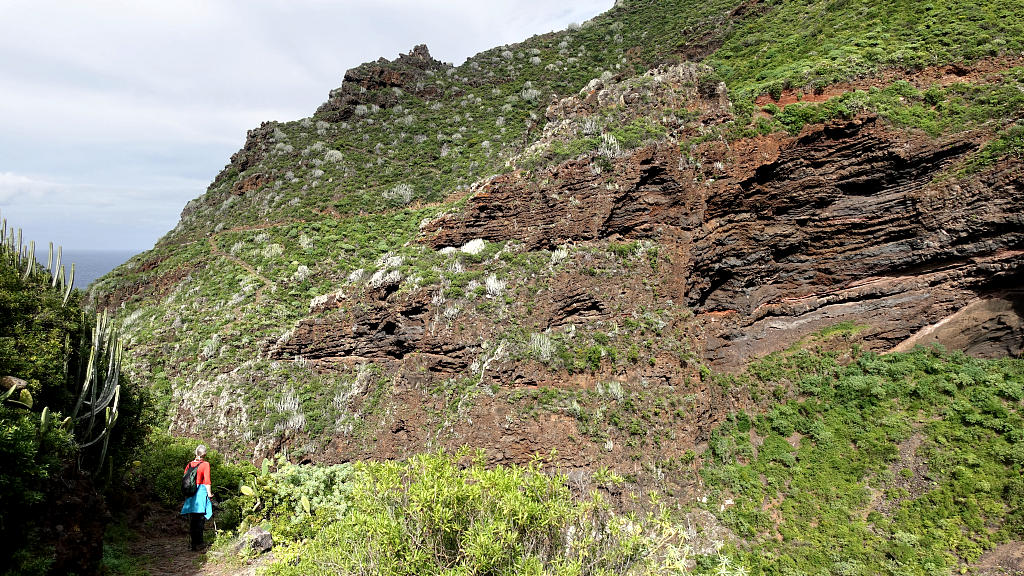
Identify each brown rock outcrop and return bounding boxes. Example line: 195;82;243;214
893;297;1024;357
315;44;449;122
422;116;1024;368
258;108;1020;468
270;290;468;370
232;173;269;196
208;122;277;191
423;144;698;251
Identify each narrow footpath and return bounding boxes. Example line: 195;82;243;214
127;509;266;576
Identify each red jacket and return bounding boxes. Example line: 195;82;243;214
185;460;211;486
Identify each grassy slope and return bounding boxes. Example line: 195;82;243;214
709;0;1024;96
704;343;1024;574
202;345;1023;576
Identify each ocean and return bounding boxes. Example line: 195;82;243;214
57;249;141;289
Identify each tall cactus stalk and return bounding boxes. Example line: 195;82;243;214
63;263;75;306
7;228;15;262
70;311;122;473
52;246;62;288
22;240;35;281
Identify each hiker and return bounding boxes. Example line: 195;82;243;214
180;444;213;551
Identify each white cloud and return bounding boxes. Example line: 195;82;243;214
0;172;58;204
0;0;612;249
0;175;205;250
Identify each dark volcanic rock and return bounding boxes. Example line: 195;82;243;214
423;144;699;251
269;290;469;372
238;527;274;554
422;116;1024;368
315;44;450;122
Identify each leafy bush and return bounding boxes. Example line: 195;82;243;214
0;406;77;575
253;449;733;576
236;455;353;541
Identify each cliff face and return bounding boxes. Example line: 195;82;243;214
93;0;1024;467
422;117;1023;368
254;65;1022;464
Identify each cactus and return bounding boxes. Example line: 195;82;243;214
39;406;52;435
63;263;75;306
0;383;27;405
22;240;35;281
69;311;122;472
52;247;62;289
0;215;73;305
2;388;34;410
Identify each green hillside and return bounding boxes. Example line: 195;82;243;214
85;1;1024;573
92;0;1024;456
177;344;1024;576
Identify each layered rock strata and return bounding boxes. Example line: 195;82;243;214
422;116;1024;367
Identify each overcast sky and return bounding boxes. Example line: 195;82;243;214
0;0;610;251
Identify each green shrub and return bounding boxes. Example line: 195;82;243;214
258;449;721;576
710;0;1024;98
0;406;77;575
701;346;1024;575
236;455;353;541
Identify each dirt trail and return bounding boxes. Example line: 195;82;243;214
130;532;207;576
206;236;274;290
755;55;1024;108
127;510;265;576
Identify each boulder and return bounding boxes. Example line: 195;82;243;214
1;375;27;392
237;527;273;554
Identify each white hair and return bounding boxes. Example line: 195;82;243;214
195;444;207;459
